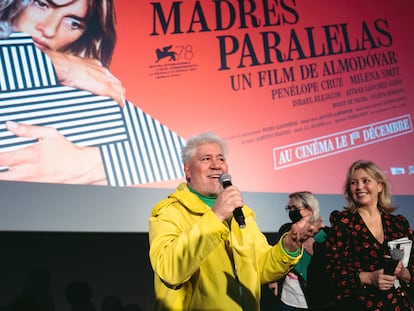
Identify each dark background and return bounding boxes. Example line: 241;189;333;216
0;231;282;311
0;232;152;311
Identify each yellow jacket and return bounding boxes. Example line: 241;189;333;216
149;183;302;310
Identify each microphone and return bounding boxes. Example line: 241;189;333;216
383;247;404;275
219;174;246;229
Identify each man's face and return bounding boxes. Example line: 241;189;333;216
15;0;88;52
184;143;228;197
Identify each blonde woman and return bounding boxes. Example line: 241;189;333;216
325;160;414;311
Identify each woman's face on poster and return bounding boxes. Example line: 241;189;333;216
15;0;88;52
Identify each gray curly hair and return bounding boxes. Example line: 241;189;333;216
181;131;228;164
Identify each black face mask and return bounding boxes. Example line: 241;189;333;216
289;209;303;223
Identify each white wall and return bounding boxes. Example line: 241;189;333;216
1;181;413;233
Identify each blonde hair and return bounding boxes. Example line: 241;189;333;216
343;160;396;213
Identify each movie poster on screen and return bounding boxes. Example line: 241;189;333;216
0;0;413;195
111;0;414;194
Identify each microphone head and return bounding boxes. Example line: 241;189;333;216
390;248;404;261
219;174;232;187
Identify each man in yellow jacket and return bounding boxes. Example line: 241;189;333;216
149;131;323;311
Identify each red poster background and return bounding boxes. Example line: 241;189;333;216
111;0;414;194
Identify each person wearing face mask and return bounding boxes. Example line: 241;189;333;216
267;191;331;311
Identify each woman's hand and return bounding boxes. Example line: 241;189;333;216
46;51;126;107
361;269;397;290
395;260;411;284
0;121;107;185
